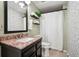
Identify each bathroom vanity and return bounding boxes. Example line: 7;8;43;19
0;36;42;57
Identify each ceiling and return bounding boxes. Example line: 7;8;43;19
31;1;67;13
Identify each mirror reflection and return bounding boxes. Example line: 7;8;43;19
4;1;28;33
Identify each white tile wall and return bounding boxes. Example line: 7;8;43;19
68;1;79;57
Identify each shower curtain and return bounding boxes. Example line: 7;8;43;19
40;11;63;50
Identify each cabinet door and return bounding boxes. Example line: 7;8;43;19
37;46;42;57
22;46;35;57
37;41;41;49
31;53;36;57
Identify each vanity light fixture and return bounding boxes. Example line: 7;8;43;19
14;1;31;8
14;1;26;8
18;2;25;8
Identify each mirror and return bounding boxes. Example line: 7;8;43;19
4;1;28;33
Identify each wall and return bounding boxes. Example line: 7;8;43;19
0;1;4;34
63;2;69;51
28;3;40;36
67;1;79;56
63;1;79;56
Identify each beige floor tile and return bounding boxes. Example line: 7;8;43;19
42;48;67;57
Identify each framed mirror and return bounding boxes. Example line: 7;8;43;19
4;1;28;33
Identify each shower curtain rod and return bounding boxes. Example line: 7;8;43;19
42;8;67;14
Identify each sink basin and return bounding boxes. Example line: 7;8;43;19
16;38;34;42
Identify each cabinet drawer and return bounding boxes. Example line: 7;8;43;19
23;46;36;57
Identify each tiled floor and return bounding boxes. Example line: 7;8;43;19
42;48;67;57
49;49;67;57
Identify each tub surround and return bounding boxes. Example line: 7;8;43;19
0;34;42;57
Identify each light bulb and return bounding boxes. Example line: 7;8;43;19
19;2;25;8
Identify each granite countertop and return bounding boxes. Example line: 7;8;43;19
0;35;42;50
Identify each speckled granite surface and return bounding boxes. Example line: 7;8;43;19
0;34;41;49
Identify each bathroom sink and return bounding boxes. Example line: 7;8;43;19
16;38;34;42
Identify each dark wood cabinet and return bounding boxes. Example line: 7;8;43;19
37;47;42;57
1;39;42;57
